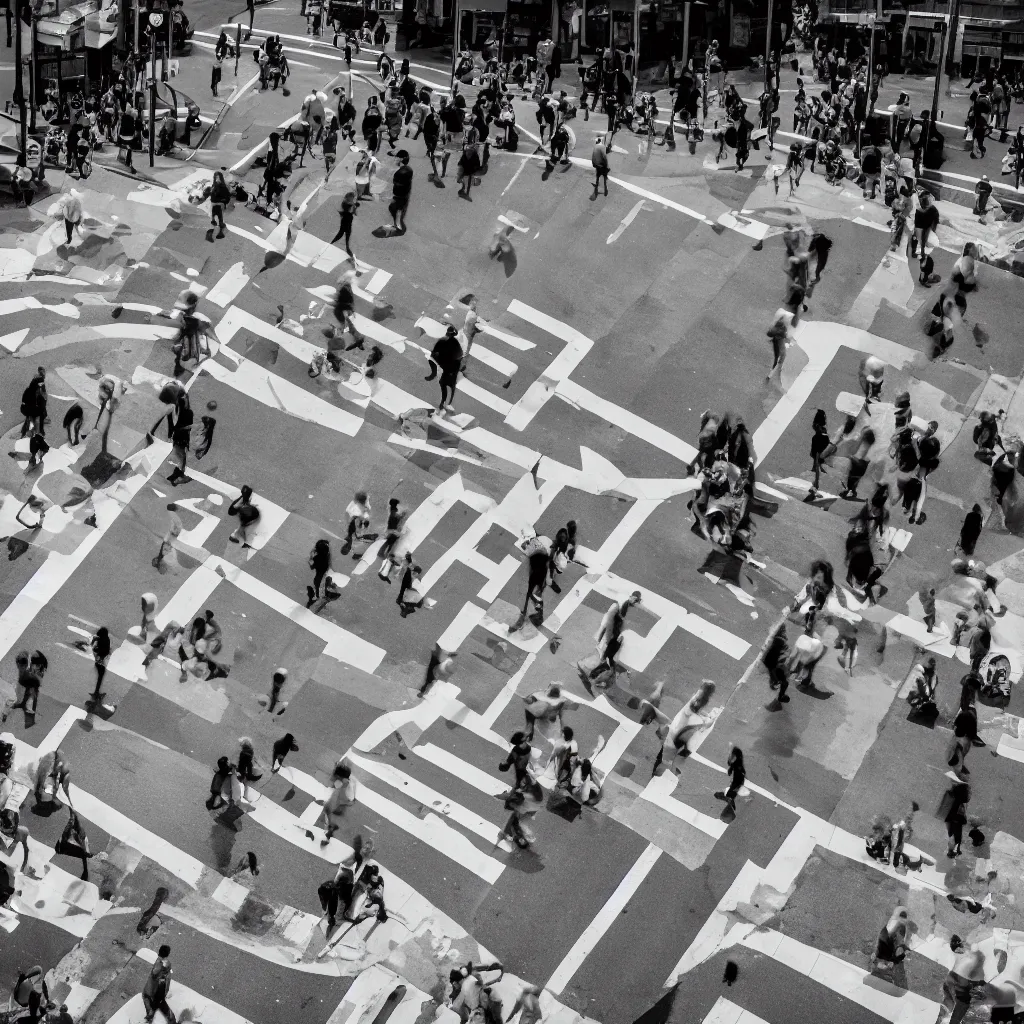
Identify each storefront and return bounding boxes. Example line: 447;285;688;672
901;10;945;69
34;0;116;111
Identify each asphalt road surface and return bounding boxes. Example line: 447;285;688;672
2;11;1024;1024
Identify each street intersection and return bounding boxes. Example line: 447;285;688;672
3;20;1024;1024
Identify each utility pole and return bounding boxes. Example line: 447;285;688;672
764;0;774;90
946;0;962;78
163;1;172;81
14;0;25;160
926;15;947;169
148;9;161;165
28;4;36;131
234;21;241;76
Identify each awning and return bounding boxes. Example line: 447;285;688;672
85;5;117;47
36;0;98;47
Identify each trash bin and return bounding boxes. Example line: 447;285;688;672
923;130;945;170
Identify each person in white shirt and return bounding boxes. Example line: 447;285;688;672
641;679;715;774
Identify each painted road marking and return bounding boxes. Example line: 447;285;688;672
348;752;515;853
702;998;771;1024
607;199;646;245
739;929;942;1024
0;442;171;661
545;841;663;994
641;772;728;839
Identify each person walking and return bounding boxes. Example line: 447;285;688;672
142;945;175;1024
389;149;412;233
376;498;406;581
591;133;609;198
764;622;790;703
55;809;93;881
957;504;984;555
425;324;463;413
417;643;455;698
271;733;299;772
944;780;970;858
209;171;231;240
12;650;42;717
89;626;111;699
714;747;746;814
152;503;183;570
319;762;357;845
307;538;340;606
227;485;260;548
330;192;357;253
872;907;909;980
910;191;939;260
19;367;47;439
587;590;642;682
57;188;83;245
266;668;288;714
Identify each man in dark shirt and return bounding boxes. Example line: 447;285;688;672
911;192;940;259
389;149;412;233
425;324;463;413
860;143;881;199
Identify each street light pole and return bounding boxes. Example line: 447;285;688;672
764;0;773;89
14;0;25;160
148;11;160;166
925;15;948;170
28;8;36;131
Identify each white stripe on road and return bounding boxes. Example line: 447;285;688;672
0;442;171;661
640;772;728;839
414;315;519;378
556;378;698;465
702;998;771;1024
413;743;508;797
479;321;535;351
68;784;207;887
504;299;593;431
546;842;662;994
607;199;646;245
348;751;514;853
207;261;251;306
740;929;942;1024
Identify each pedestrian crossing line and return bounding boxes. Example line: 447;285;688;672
413;742;509;798
640;772;729;840
478;321;536;351
1;840;111;938
415;315;519;378
353;471;494;578
546;842;663;995
0;441;172;662
387;432;486;467
204;346;365;436
739;929;942;1024
207;261;251;307
504;300;594;431
479;653;538;728
348;752;515;853
104;971;257;1024
702;998;771;1024
556;379;699;465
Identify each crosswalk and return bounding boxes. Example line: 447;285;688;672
7;164;1024;1024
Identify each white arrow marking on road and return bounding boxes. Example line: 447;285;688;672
606;199;646;245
